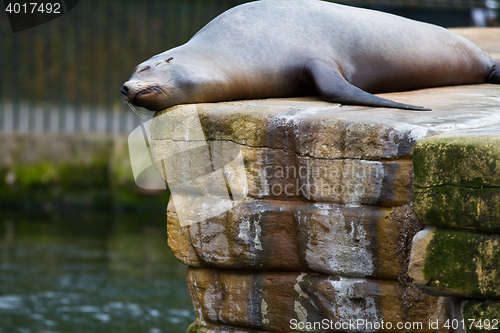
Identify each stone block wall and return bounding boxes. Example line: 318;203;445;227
149;97;493;332
409;127;500;329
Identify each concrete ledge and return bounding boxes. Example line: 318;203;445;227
153;84;500;157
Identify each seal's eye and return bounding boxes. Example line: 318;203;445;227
166;57;174;63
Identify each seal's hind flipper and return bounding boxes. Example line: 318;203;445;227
487;61;500;84
305;59;431;111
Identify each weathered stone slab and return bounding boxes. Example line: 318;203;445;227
413;129;500;188
152;139;414;206
167;198;410;279
414;186;500;233
409;228;500;299
244;148;413;205
186;267;453;333
151;102;423;161
151;85;500;163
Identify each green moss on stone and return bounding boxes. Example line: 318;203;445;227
423;229;500;298
8;159;109;190
186;323;204;333
0;133;169;212
414;136;500;188
463;300;500;332
14;162;59;186
413;186;500;233
58;163;109;188
186;322;266;333
423;230;479;294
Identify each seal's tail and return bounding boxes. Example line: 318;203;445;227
487;61;500;84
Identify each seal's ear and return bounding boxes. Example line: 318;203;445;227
166;57;174;63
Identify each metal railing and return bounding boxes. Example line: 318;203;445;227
0;102;142;134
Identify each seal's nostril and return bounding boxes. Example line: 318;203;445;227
121;85;129;96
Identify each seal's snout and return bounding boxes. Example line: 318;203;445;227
120;85;129;96
121;79;168;111
121;80;143;102
120;80;142;107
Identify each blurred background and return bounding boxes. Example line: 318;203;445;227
0;1;498;333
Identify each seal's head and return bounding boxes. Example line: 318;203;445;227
121;53;204;117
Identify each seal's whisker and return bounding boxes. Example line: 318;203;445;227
159;86;173;98
122;97;153;121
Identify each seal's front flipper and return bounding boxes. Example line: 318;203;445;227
305;59;431;111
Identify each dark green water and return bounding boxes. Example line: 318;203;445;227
0;212;196;333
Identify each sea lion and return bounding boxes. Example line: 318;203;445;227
121;0;500;114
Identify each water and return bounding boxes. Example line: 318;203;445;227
0;212;196;333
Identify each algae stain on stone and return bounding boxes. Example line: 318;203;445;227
423;230;478;293
294;301;309;332
261;299;270;325
237;214;263;253
476;238;500;295
294;273;309;299
254;222;263;251
238;217;251;244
